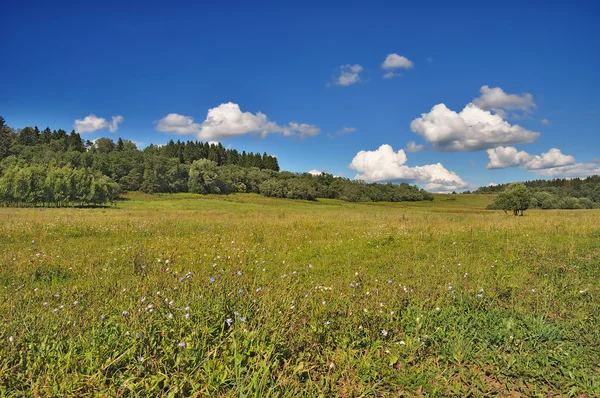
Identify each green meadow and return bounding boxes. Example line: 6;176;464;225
1;193;599;397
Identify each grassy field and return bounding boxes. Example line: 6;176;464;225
1;193;599;397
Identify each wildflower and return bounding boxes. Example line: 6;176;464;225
185;313;190;319
137;356;144;362
73;300;78;306
122;311;129;317
141;297;146;303
531;289;536;293
168;313;174;320
165;259;170;264
388;280;393;284
350;282;355;288
9;336;14;343
226;318;233;326
237;271;242;276
184;306;190;312
43;302;48;306
234;311;240;317
381;329;388;337
53;294;59;298
399;341;406;345
477;293;483;298
308;264;313;269
240;317;246;322
168;300;174;306
292;271;297;275
237;289;244;294
435;307;440;312
256;287;262;293
100;314;105;320
179;277;185;282
325;321;330;325
136;333;143;339
210;277;216;283
178;342;185;347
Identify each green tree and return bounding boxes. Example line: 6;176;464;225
492;182;533;216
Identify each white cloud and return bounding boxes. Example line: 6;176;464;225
308;169;323;176
155;114;200;135
382;54;414;70
473;85;536;114
349;144;468;192
327;126;356;138
156;102;320;141
488;182;498;187
109;116;124;133
486;146;576;170
410;103;540;152
541;118;551;125
74;114;124;133
406;141;428;152
383;72;401;79
533;163;600;178
335;64;363;86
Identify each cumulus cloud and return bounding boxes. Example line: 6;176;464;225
155;114;200;135
382;54;413;70
156;102;320;141
334;64;363;86
486;146;576;170
327;127;356;139
406;141;428;152
533;163;600;178
349;144;468;192
473;85;536;114
74;114;124;133
410;103;540;152
541;118;551;125
308;169;323;176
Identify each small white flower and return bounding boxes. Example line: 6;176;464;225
381;329;388;337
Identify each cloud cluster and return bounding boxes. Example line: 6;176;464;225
472;85;536;114
410;103;540;151
156;102;320;141
74;114;124;133
349;144;467;192
308;169;323;176
487;146;600;178
487;146;576;170
533;163;600;178
335;64;363;86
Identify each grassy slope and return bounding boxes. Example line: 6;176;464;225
1;193;598;397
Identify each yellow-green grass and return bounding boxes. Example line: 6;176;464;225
1;193;599;396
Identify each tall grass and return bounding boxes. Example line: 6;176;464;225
1;193;598;396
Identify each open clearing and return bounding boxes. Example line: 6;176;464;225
1;193;599;396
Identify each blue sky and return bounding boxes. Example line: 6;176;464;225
2;0;599;191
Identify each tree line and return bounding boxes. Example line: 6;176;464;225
470;175;600;209
0;117;434;206
487;182;599;215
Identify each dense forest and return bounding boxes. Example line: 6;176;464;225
0;117;434;206
469;176;600;209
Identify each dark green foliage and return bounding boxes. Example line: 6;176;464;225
0;117;433;205
0;163;119;207
474;175;600;209
487;183;533;215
